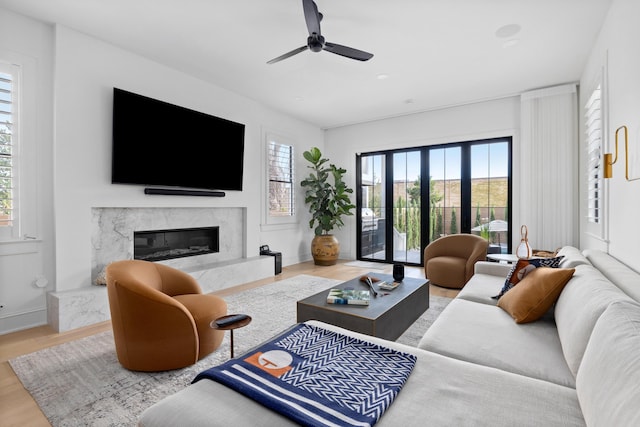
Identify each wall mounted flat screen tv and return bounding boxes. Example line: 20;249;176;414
112;88;245;191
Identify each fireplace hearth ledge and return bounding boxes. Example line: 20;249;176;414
47;256;274;332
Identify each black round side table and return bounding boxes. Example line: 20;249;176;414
210;314;252;358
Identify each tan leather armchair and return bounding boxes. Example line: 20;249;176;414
106;260;227;371
423;234;489;289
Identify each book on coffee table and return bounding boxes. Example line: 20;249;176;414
326;289;370;306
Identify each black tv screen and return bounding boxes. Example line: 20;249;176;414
112;88;245;191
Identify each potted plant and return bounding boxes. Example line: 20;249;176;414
300;147;356;265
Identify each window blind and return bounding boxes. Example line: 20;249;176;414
584;85;602;224
268;141;295;217
0;69;14;228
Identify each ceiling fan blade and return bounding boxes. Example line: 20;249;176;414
323;42;374;61
302;0;321;35
267;46;309;64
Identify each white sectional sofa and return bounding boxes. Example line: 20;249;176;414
139;247;640;427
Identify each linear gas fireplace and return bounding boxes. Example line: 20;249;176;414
134;226;219;262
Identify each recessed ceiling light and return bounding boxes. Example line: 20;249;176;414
495;24;521;39
377;74;389;80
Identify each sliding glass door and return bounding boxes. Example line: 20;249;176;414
428;146;462;244
359;154;386;260
393;151;422;263
357;137;511;265
470;142;510;254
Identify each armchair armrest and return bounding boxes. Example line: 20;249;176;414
464;240;489;282
155;263;203;295
107;280;199;370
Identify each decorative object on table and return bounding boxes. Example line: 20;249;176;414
359;275;383;296
300;147;356;265
604;125;640;181
516;225;532;259
378;281;400;291
393;263;405;281
326;288;370;305
364;276;379;297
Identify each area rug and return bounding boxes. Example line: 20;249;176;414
10;274;451;427
343;260;391;270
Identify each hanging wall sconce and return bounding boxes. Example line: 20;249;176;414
604;125;639;180
603;125;624;179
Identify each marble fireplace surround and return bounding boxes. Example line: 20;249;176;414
47;207;273;332
91;207;246;280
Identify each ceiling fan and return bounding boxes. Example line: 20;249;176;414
267;0;374;64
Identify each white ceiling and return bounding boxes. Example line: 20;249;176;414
1;0;612;129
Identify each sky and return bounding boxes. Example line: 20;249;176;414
393;141;509;181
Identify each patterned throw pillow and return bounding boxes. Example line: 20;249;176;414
492;256;565;299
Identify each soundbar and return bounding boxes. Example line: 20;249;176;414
144;188;226;197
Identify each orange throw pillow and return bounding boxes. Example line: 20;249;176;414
498;267;575;323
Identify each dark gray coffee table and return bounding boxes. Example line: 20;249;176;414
296;273;430;340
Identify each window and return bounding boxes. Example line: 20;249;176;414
267;138;295;219
585;84;602;224
357;138;511;265
0;62;18;238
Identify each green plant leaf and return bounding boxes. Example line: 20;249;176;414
300;147;355;235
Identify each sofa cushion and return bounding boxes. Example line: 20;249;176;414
454;262;511;306
140;320;586;427
474;261;514;277
456;275;501;306
583;249;640;302
493;256;565;299
554;264;634;377
576;300;640;427
557;246;591;268
497;267;575;323
418;298;576;387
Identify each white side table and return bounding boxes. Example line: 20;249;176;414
486;254;519;264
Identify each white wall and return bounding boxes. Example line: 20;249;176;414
0;6;324;333
51;25;324;293
579;0;640;272
324;97;521;259
0;8;55;333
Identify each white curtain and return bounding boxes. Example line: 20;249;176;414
520;84;578;251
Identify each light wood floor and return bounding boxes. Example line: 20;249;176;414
0;260;457;426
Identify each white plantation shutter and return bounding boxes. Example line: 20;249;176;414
585;85;602;224
0;63;17;232
268;141;295;217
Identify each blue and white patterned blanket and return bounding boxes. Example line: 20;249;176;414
193;323;417;426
